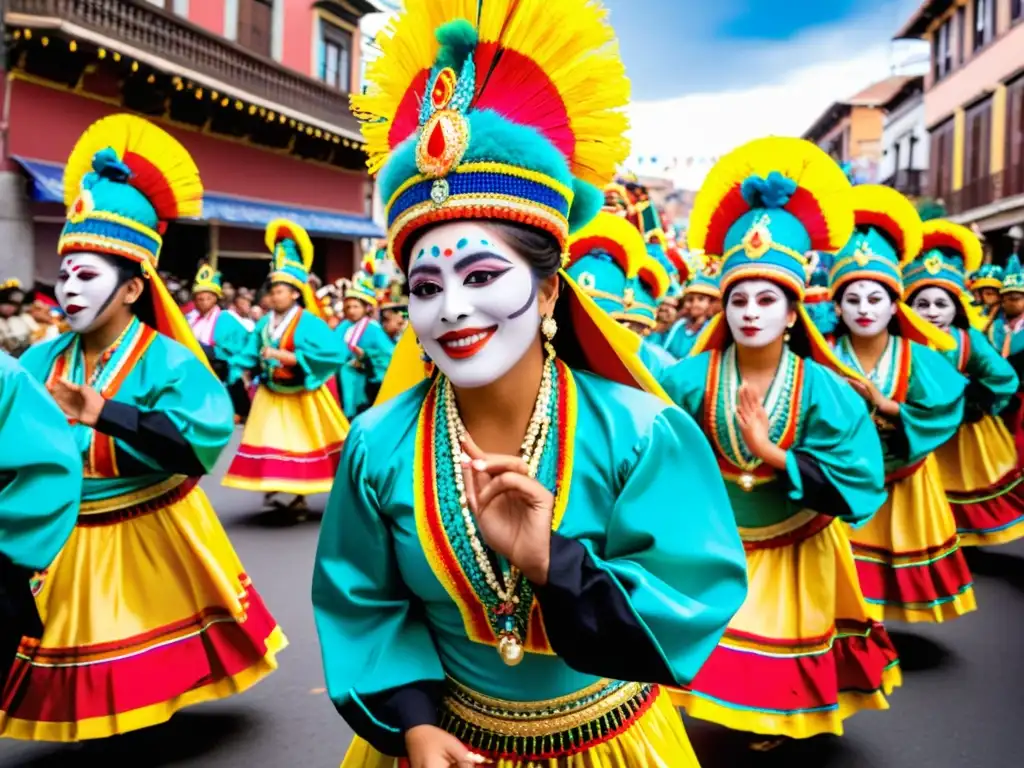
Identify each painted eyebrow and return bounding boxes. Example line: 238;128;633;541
408;263;443;280
453;252;513;273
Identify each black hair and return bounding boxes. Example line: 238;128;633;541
97;254;158;329
906;284;969;331
267;280;305;308
831;280;902;338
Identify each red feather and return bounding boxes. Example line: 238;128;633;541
122;151;178;220
785;188;830;252
858;209;905;257
389;70;431;150
704;187;749;256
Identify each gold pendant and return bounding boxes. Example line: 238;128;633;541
739;473;756;492
498;633;524;667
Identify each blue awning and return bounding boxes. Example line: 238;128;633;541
12;156;385;239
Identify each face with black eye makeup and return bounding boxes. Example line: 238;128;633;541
725;279;794;348
407;222;541;389
911;286;957;331
56;252;124;332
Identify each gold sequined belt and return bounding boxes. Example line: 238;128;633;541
77;476;197;526
440;678;657;759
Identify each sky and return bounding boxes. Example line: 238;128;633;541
362;0;930;189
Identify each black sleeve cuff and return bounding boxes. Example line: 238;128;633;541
788;452;853;518
533;533;676;685
97;401;207;476
874;411;910;463
334;680;443;757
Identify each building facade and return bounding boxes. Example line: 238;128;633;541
880;76;929;199
0;0;385;290
897;0;1024;262
802;77;916;186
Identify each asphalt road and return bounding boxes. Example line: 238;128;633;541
3;432;1024;767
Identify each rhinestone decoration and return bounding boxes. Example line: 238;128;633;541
417;109;471;179
924;253;943;275
742;214;772;259
430;178;451;206
68;188;95;224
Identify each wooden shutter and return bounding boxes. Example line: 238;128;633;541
1007;79;1024;197
237;0;273;58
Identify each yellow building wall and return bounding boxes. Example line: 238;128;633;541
952;108;965;191
991;84;1007;175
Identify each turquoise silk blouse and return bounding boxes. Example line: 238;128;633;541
662;347;887;530
312;363;747;754
20;319;233;504
944;327;1018;419
239;308;345;393
833;335;966;476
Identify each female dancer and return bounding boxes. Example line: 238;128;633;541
334;274;395;419
830;185;973;623
222;220;349;517
904;221;1024;547
665;266;721;359
662;137;898;747
312;2;748;766
0;351;81;693
1;115;284;741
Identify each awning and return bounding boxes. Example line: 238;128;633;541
11;156;385;239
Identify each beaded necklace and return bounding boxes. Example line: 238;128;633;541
439;354;557;666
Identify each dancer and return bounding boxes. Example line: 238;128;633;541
565;211;677;377
1;114;285;741
905;221;1024;547
805;252;838;339
335;274;395;419
222;220;349;518
187;264;251;422
313;2;748;766
972;264;1004;319
665;264;720;359
830;185;973;623
986;255;1024;361
0;351;81;693
663;138;897;747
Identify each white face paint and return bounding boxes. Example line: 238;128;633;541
725;279;791;348
911;286;957;332
56;252;122;332
841;279;896;338
407;222;539;389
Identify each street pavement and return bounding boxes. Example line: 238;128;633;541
3;431;1024;767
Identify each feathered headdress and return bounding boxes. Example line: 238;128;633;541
354;0;630;266
903;220;987;328
59;114;207;364
565;211;651;322
687;137;858;375
370;0;670;406
830;185;952;350
266;218;322;318
192;264;223;298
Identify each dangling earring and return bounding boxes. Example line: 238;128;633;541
784;320;795;344
541;314;558;359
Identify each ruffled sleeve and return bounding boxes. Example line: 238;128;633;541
965;327;1018;416
659;352;711;419
0;353;82;571
213;311;253;385
536;404;747;687
783;364;886;527
293;311;348;390
898;342;967;465
312;420;446;756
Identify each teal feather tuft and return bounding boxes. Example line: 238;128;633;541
569;180;603;234
435;20;479;71
741;172;798;209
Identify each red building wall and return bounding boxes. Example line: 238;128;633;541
282;0;315;77
7;79;367;214
188;0;226;36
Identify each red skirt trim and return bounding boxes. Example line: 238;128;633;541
226;441;343;485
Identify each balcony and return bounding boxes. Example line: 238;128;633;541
4;0;360;138
948;174;996;215
882;168;925;197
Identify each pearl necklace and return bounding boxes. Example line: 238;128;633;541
442;355;555;665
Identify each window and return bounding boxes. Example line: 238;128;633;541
973;0;995;51
933;17;953;81
1013;0;1023;23
956;5;966;65
319;21;353;92
1007;78;1024;197
237;0;273;58
930;119;955;201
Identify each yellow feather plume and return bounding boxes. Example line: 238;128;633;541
848;185;923;265
63;114;202;219
921;219;983;274
354;0;630;185
568;211;649;277
688;137;853;255
265;218;314;271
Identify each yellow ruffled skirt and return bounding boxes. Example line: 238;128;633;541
846;454;976;623
223;384;349;495
0;480;287;742
935;414;1024;547
340;682;697;768
672;512;900;739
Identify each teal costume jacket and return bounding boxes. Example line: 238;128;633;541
0;351;81;571
664;319;707;359
334;318;395;418
833;335;966;476
663;348;886;530
944;327;1018;420
20;319;233;504
312;366;747;756
637;338;676;381
238;308;345;393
